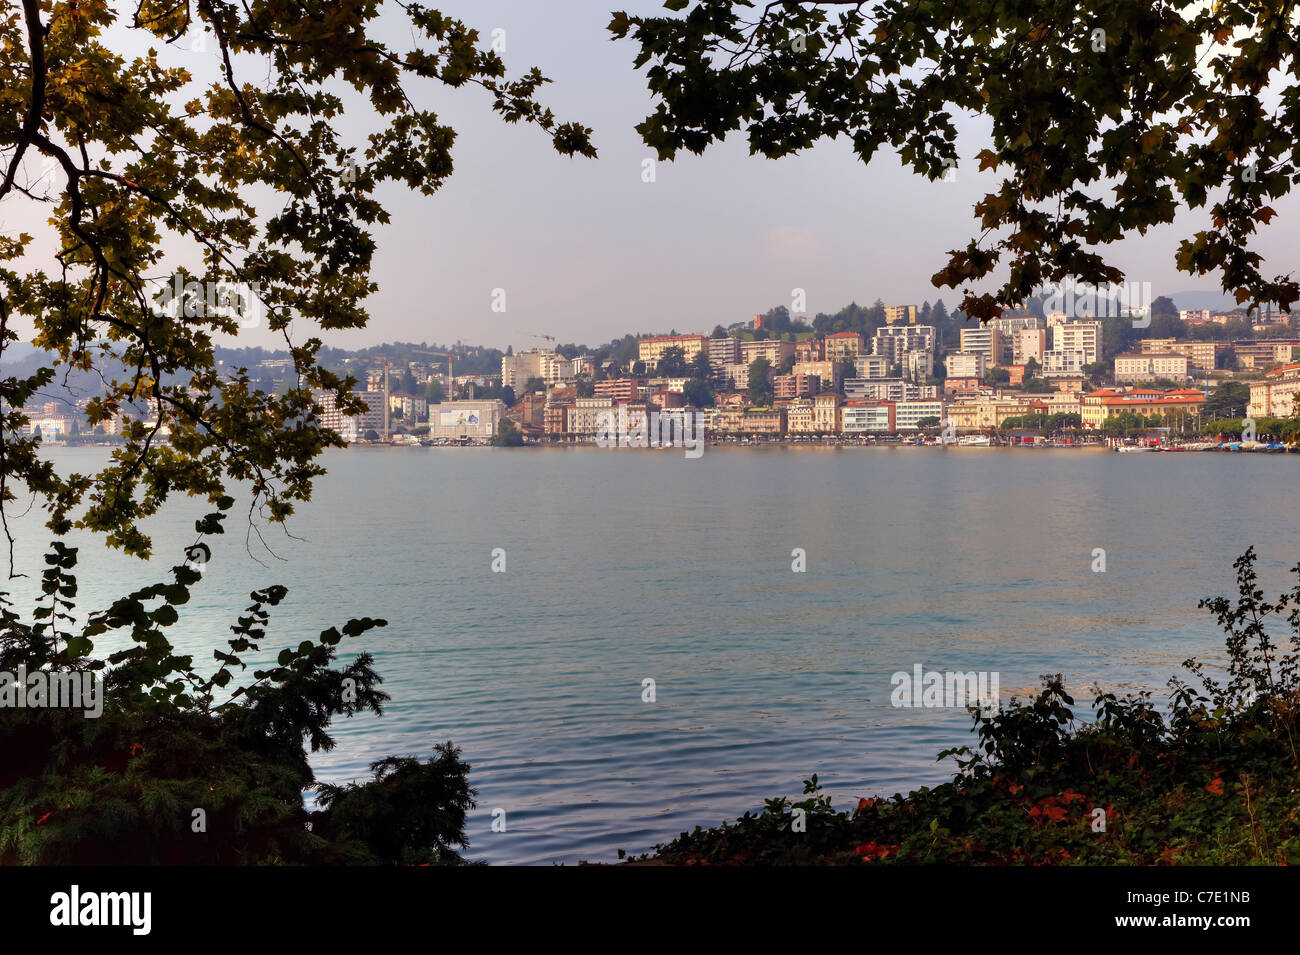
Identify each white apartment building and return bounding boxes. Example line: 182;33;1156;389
959;327;1004;364
1051;321;1102;364
568;397;616;436
872;325;936;363
895;399;946;430
854;354;891;378
945;352;988;378
844;379;937;402
1042;350;1088;376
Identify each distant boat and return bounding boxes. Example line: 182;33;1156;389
1115;445;1152;452
957;435;991;446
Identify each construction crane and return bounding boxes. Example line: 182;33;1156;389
412;349;454;398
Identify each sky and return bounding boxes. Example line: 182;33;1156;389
5;0;1298;353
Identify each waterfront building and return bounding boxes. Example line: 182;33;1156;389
813;393;843;433
1248;364;1300;418
569;397;615;437
895;399;946;430
1014;328;1047;365
842;400;895;433
786;397;816;433
1080;388;1205;429
428;399;507;440
742;408;787;434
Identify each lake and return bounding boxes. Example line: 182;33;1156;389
7;445;1298;864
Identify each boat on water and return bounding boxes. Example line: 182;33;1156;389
1115;444;1153;452
957;435;991;446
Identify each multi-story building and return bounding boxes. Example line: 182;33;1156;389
721;362;750;391
1080;388;1205;429
391;393;428;423
824;331;865;361
786;397;816;433
1248;364;1300;418
428;399;506;440
842;400;895;433
708;336;742;370
1180;309;1213;323
873;325;936;363
638;334;708;366
905;350;934;381
311;388;386;440
709;408;744;433
740;339;796;367
795;338;825;363
1232;340;1300;371
945;395;1042;431
793;359;838;389
773;373;819;399
1139;338;1221;372
959;326;1003;365
990;316;1044;363
1042;350;1089;377
501;349;554;390
895;399;946;430
945;352;987;379
1113;353;1191;383
569;396;615;436
844;378;936;402
544;403;570;436
1014;328;1047;365
594;378;642;401
1052;321;1102;364
883;305;918;325
813;393;843;433
854;354;891;379
742;408;786;434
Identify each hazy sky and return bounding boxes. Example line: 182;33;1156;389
7;1;1298;352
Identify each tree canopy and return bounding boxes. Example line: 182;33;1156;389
611;1;1300;321
1;0;593;562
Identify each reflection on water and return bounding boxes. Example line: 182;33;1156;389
8;446;1298;863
